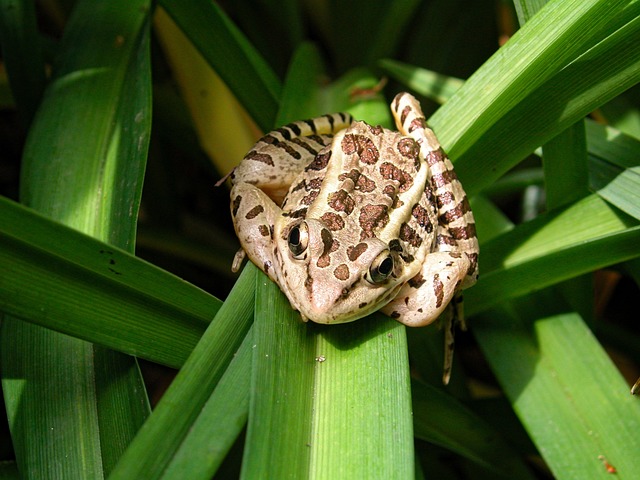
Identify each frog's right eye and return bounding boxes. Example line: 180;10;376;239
288;221;309;258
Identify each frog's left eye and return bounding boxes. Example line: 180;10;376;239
368;250;394;284
288;221;309;258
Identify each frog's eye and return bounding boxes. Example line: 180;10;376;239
288;221;309;258
368;250;394;284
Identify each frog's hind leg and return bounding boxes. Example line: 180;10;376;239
391;92;479;287
230;113;353;205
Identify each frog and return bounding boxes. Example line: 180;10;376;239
229;92;478;382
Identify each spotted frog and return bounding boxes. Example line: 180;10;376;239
230;92;478;380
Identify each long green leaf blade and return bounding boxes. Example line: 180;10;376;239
241;275;316;478
411;380;535;479
109;265;255;480
160;330;252;479
526;0;595;329
587;120;640;220
543;122;589;209
467;194;640;314
1;1;153;477
474;308;640;478
430;0;640;195
310;316;413;478
0;195;217;367
378;60;464;105
318;0;420;72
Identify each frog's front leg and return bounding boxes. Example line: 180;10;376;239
230;182;281;282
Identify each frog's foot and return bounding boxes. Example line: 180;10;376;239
232;248;246;272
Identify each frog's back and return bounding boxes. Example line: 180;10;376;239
289;122;426;241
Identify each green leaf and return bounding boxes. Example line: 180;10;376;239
0;460;20;479
411;380;535;479
587;120;640;220
314;0;421;73
513;0;550;24
160;330;251;479
474;307;640;478
158;0;281;132
483;168;545;198
543;121;589;209
466;195;514;244
430;0;640;195
359;0;422;65
523;0;597;326
274;42;326;125
378;59;464;105
275;44;392;128
243;276;414;478
467;194;640;315
109;265;255;480
599;92;640;138
1;1;153;477
323;68;393;127
309;317;413;478
0;195;217;368
224;0;304;75
240;276;317;478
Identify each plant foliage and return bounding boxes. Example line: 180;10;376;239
0;0;639;478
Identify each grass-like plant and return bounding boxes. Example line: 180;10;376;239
1;0;639;478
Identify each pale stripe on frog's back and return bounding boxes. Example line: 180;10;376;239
391;92;479;287
230;113;354;206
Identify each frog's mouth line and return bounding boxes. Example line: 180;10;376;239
284;276;405;325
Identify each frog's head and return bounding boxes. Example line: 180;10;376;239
274;218;412;324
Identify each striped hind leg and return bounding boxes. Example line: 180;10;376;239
230;113;353;205
390;92;478;288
